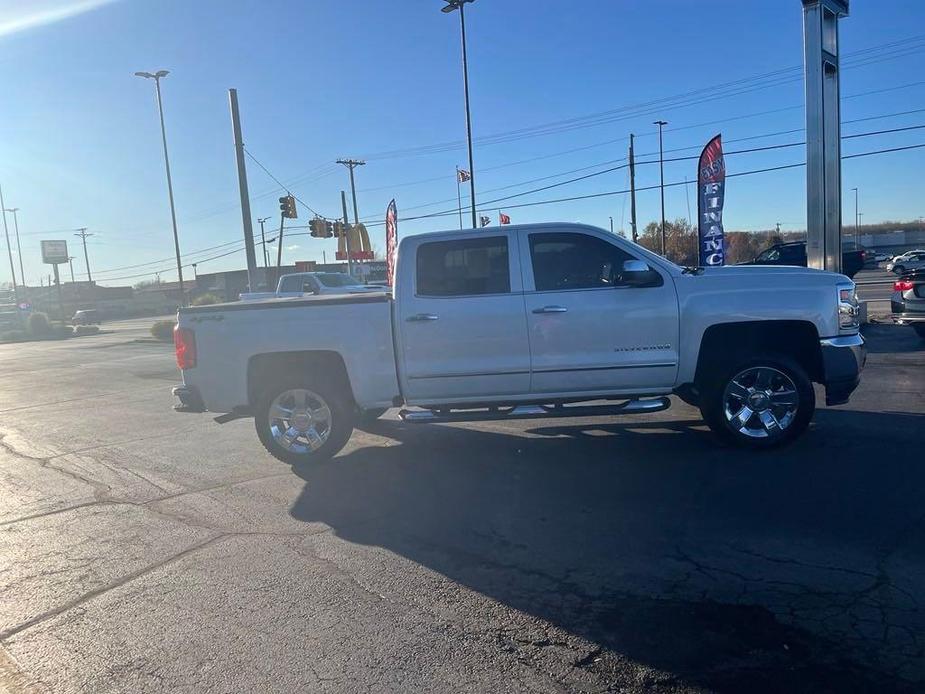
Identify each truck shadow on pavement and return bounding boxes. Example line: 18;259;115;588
289;408;924;692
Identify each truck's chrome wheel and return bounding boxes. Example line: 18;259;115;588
722;366;799;439
267;389;332;454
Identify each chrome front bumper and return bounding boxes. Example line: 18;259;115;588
819;334;866;406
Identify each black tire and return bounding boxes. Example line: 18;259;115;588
699;353;815;450
913;324;925;340
894;265;906;275
255;375;354;465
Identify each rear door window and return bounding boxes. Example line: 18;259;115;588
416;237;510;296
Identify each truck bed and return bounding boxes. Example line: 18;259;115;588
178;292;399;413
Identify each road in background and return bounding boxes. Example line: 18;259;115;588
0;321;922;692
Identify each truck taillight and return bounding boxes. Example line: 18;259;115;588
174;327;197;370
894;279;914;292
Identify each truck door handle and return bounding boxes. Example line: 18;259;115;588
407;313;439;322
532;306;568;314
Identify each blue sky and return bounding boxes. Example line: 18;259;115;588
1;0;924;286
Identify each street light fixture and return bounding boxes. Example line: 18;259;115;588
135;69;186;306
441;0;478;229
654;120;668;256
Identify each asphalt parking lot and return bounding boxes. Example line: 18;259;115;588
0;316;923;693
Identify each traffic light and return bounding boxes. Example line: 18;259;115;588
279;195;297;219
332;220;346;238
309;217;333;238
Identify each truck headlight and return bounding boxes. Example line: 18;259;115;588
837;282;859;331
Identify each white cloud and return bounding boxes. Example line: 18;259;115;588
0;0;119;38
285;245;300;251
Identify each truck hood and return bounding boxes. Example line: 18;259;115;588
698;265;847;281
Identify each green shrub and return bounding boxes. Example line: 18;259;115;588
26;312;51;336
0;330;26;343
191;293;221;306
150;319;176;342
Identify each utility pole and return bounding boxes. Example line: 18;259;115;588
628;134;638;243
0;184;17;294
341;191;355;279
609;216;614;234
4;208;24;288
257;217;271;268
228;88;259;292
337;159;365;225
654;120;669;256
74;228;93;283
68;257;75;283
135;70;186;306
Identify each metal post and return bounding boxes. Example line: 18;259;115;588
74;228;93;283
6;208;24;288
68;257;75;283
654;120;668;255
0;185;17;293
852;187;859;246
258;217;270;268
52;264;63;320
149;75;186;305
458;2;477;228
609;216;613;234
274;215;285;287
229;89;259;292
456;168;464;230
341;191;355;279
628;134;638;243
803;0;849;273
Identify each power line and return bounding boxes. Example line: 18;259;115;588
363;141;925;226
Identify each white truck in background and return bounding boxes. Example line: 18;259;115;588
173;223;865;463
239;271;381;301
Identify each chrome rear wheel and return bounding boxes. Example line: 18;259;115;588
268;389;333;454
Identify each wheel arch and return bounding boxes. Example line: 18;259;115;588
694;320;824;389
247;350;355;409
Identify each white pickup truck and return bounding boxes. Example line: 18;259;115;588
173;223;865;463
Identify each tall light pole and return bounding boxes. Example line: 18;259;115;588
654;120;668;256
851;187;859;247
135;69;185;306
257;217;271;268
337;159;366;225
4;208;24;288
609;216;614;234
68;256;75;283
0;184;16;294
442;0;478;229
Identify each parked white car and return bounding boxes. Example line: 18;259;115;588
173;223;865;462
239;271;382;301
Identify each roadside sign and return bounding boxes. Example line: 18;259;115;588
41;240;69;265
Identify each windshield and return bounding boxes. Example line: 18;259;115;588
315;273;362;287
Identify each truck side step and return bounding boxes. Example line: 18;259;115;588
398;397;671;424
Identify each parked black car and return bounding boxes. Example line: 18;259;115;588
741;241;865;279
892;269;925;340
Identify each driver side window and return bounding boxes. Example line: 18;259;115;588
756;248;780;262
529;232;636;291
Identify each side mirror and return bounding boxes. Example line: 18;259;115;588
621;259;658;287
